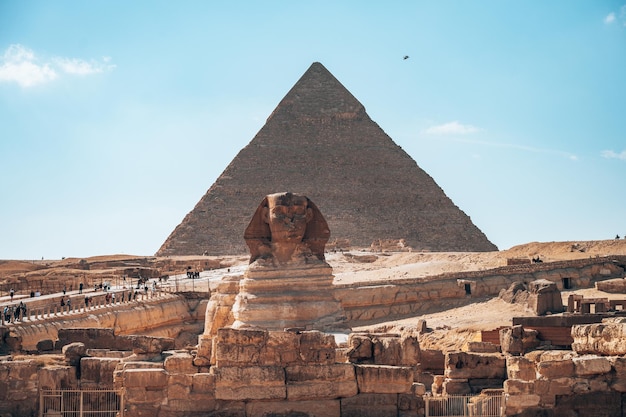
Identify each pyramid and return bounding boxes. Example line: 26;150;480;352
156;62;497;256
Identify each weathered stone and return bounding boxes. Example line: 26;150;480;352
122;368;168;389
527;279;563;315
572;323;626;355
285;364;357;400
340;393;398;417
445;352;506;379
163;350;196;374
442;378;471;395
572;355;612;376
355;364;413;394
80;357;121;387
536;359;574;379
507;356;537;381
246;400;340;417
213;366;286;401
194;334;212;367
62;342;87;366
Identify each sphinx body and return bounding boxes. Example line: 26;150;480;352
204;192;347;335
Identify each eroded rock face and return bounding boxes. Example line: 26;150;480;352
572;322;626;355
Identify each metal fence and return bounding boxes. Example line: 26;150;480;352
425;391;505;417
39;389;123;417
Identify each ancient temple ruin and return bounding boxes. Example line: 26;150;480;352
157;62;497;256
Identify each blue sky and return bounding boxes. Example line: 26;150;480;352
1;1;625;259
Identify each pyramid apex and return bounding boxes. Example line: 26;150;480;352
267;62;365;123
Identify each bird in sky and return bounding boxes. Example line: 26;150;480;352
403;55;409;60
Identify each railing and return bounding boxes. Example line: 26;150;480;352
1;287;174;326
425;390;505;417
39;389;123;417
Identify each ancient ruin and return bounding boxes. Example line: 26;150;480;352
1;241;626;416
157;62;497;256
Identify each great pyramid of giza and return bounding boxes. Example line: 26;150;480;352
156;62;497;256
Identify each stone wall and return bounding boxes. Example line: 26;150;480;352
335;257;625;325
3;293;206;352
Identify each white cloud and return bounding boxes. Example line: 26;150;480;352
605;12;616;24
422;121;481;135
54;57;112;75
601;150;626;160
0;44;114;88
0;44;57;87
604;5;626;26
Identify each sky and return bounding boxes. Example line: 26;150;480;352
1;1;625;260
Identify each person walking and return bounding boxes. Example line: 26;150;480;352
10;288;14;301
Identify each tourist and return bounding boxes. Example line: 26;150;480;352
30;290;34;298
79;282;83;294
60;298;65;307
10;288;14;301
63;286;66;295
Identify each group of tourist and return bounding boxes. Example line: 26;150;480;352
3;301;26;323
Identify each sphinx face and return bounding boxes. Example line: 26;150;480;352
265;193;312;243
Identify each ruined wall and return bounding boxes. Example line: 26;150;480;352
336;258;625;326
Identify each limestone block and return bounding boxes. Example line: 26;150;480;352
611;356;626;391
398;392;425;417
595;278;626;293
129;335;175;354
285;364;357;400
420;349;445;373
355;364;413;394
215;327;266;367
442;378;471;395
63;342;87;366
167;373;192;400
536;359;574;379
124;386;166;405
572;355;612;376
413;382;426;395
346;333;373;362
122;368;168;389
191;372;215;393
445;352;505;379
504;394;541;413
246;400;340;417
194;334;212;367
572;323;626;355
340;393;398;417
213;366;286;400
377;334;420;366
163;397;217;414
504;379;535;394
80;357;121;386
506;356;536;381
37;365;78;390
262;330;301;365
372;335;402;365
299;331;337;364
163;351;196;373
